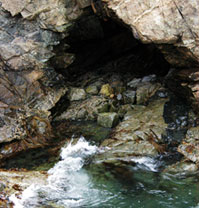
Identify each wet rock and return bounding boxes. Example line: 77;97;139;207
68;88;87;101
86;85;99;95
100;84;114;97
136;82;161;104
97;112;119;128
95;98;168;164
123;90;136;104
56;96;109;121
164;161;198;174
178;127;199;163
0;169;47;197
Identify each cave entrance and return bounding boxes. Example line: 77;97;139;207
51;10;170;84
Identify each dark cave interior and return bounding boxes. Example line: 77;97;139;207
50;9;171;82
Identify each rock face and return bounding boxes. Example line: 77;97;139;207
0;169;47;206
0;0;83;146
95;98;168;164
104;0;199;67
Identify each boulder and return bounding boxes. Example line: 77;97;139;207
100;84;114;97
123;90;136;104
68;88;87;101
97;112;119;128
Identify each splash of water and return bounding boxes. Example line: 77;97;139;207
10;136;99;208
131;156;159;172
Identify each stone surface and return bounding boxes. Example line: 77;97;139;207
56;96;109;121
0;169;47;195
97;112;119;128
0;0;84;146
95;98;168;164
105;0;199;67
123;90;136;104
0;0;82;32
136;82;161;104
86;85;99;95
164;161;198;173
68;88;87;101
127;78;141;88
100;84;114;97
178;127;199;163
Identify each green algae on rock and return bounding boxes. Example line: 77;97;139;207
95;98;168;164
100;84;114;97
97;112;119;128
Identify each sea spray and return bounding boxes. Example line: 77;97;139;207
131;156;160;172
10;136;98;208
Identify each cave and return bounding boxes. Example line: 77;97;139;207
1;2;199;207
50;9;170;84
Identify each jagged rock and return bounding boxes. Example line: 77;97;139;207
178;127;199;163
0;0;83;147
56;96;109;121
95;98;168;164
0;169;47;200
68;88;87;101
123;90;136;104
0;0;82;32
97;112;119;128
136;82;161;104
104;0;199;67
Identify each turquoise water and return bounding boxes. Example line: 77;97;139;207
85;165;199;208
10;137;199;208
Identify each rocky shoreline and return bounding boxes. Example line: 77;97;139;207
0;0;199;206
0;70;198;206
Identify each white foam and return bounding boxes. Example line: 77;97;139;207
10;136;98;208
131;156;159;172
